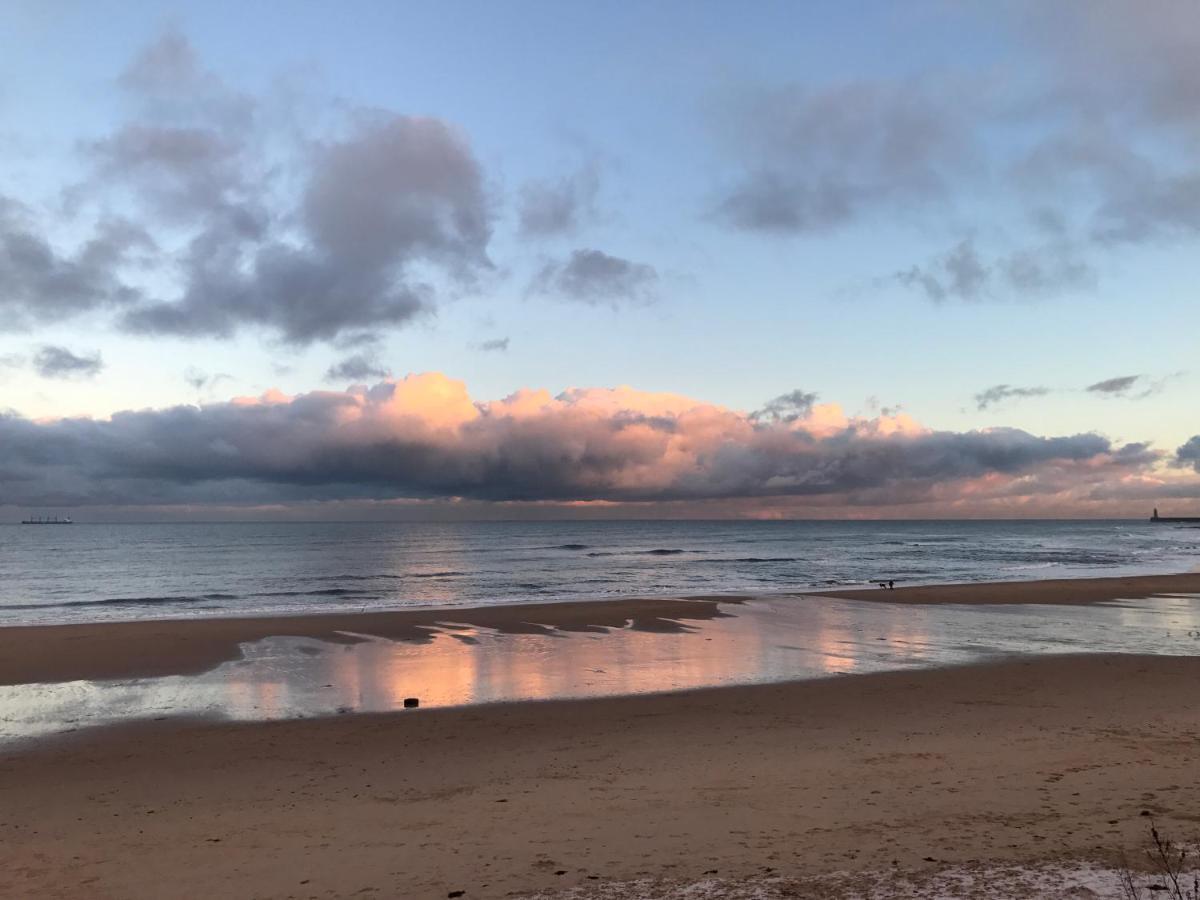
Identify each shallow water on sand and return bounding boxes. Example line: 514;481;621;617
3;593;1199;743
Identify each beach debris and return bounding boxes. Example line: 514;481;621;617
447;891;465;898
404;697;420;709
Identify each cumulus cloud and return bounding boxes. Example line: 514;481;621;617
0;373;1171;509
974;384;1052;411
325;353;390;383
121;112;492;343
531;249;658;305
518;164;599;237
32;32;494;345
32;345;103;379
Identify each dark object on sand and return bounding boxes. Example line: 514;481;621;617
404;697;420;709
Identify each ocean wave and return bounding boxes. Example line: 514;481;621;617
6;594;218;610
549;543;589;551
259;588;378;598
313;573;405;582
586;548;703;557
724;557;800;563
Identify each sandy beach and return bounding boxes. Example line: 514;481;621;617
3;571;1199;687
4;572;1200;897
820;572;1200;606
3;652;1199;898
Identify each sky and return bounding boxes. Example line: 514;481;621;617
1;0;1198;519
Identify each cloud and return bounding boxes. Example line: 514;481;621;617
711;80;971;233
0;198;152;329
32;345;103;379
711;4;1200;300
121;112;493;343
974;384;1052;411
1178;436;1200;473
531;249;658;305
477;337;509;352
892;238;1096;303
183;367;233;392
1086;375;1142;395
41;33;494;345
0;372;1174;510
517;164;599;237
751;389;819;422
325;353;390;383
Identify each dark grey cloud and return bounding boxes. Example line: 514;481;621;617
0;198;152;329
1178;436;1200;473
0;378;1159;508
892;238;1096;303
325;353;390;383
477;337;509;352
120;111;492;344
531;249;658;305
1086;375;1142;395
974;384;1052;411
40;34;494;346
517;165;599;237
751;389;819;423
33;345;103;379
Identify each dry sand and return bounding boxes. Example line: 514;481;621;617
3;653;1199;899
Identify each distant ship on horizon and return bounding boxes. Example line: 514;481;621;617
20;514;73;525
1150;507;1200;524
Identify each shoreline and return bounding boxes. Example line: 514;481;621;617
2;571;1199;686
4;653;1199;898
814;571;1200;605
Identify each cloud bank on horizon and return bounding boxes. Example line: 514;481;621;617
2;372;1196;518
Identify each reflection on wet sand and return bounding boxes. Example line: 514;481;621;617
2;593;1199;743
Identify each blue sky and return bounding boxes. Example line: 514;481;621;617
1;1;1197;516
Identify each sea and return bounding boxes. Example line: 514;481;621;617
1;519;1197;626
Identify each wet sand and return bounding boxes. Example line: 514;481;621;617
2;572;1199;686
3;653;1199;899
0;596;738;686
817;571;1200;606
